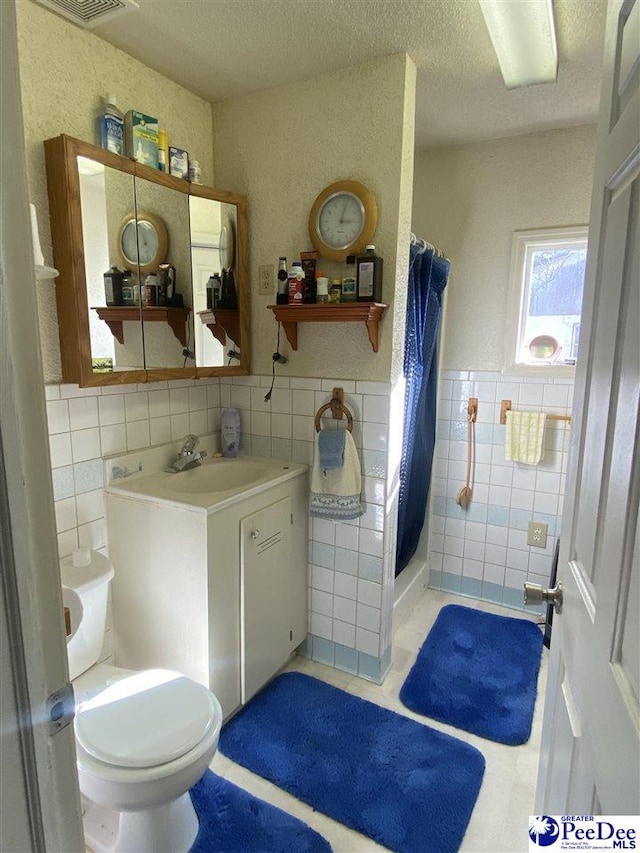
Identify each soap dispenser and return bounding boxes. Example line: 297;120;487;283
221;407;240;458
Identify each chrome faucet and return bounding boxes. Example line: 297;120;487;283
166;434;207;473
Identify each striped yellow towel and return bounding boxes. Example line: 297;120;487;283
505;411;546;464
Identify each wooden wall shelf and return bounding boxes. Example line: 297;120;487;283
198;308;241;346
267;302;388;352
94;306;191;347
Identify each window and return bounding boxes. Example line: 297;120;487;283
505;226;589;375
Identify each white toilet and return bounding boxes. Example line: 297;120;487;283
61;549;223;853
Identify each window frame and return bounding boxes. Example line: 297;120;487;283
504;225;589;377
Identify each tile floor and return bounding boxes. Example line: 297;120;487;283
210;588;548;853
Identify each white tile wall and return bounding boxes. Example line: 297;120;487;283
225;373;396;682
46;379;221;560
430;369;572;610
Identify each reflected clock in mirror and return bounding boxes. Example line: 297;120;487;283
117;210;168;275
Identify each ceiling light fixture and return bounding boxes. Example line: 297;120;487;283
479;0;558;89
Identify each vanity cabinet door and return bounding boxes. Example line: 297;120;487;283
240;497;293;704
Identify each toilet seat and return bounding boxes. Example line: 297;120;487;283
75;669;218;769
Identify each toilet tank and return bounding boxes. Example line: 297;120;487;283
60;550;114;680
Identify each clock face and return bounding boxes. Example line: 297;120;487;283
121;219;159;267
117;211;168;275
317;192;365;251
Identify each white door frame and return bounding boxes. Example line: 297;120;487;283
0;1;84;849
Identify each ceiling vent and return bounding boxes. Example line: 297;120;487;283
34;0;139;29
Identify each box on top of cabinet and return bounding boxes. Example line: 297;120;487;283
124;111;158;168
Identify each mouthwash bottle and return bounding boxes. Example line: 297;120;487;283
96;94;124;155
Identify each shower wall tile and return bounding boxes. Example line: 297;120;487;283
428;369;571;611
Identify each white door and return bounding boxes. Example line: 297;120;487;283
535;0;639;814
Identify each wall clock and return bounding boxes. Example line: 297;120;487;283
308;179;377;262
117;210;168;275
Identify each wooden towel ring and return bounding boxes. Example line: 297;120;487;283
314;387;354;433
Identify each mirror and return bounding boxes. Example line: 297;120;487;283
78;156;194;374
45;134;249;386
189;196;241;367
78;155;144;373
134;177;194;370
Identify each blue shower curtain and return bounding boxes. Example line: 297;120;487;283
395;242;450;576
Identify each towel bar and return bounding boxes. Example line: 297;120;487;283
315;387;354;433
500;399;572;425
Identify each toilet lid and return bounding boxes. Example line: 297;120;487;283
74;669;219;769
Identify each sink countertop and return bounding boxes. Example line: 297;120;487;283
105;456;308;513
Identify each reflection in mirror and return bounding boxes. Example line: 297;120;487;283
189;196;240;368
77;155;143;373
134;177;194;370
529;334;560;360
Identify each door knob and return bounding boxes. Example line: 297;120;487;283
524;581;563;614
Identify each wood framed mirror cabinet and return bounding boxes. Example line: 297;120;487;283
44;134;250;387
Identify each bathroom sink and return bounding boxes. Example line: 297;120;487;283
165;460;269;494
105;456;307;512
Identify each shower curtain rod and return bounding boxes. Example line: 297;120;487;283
410;232;450;262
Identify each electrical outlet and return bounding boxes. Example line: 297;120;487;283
258;264;274;295
527;521;548;548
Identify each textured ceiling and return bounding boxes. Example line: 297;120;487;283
90;0;607;150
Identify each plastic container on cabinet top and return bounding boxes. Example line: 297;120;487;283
221;407;240;458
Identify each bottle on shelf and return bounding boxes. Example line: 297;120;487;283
211;272;221;307
188;159;202;184
103;266;124;306
158;129;169;172
341;254;357;302
288;261;304;305
276;256;288;305
356;244;383;302
316;272;329;303
301;251;317;303
219;268;238;309
96;94;124;156
226;268;238;309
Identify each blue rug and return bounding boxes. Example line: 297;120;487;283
400;604;544;745
219;672;485;853
189;769;331;852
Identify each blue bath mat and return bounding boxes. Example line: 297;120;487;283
219;672;485;853
189;769;331;852
400;604;544;745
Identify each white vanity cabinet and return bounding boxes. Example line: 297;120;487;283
105;463;308;719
